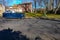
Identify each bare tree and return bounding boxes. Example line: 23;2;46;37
36;0;48;17
36;0;42;7
55;0;60;14
43;0;48;17
33;0;37;13
33;0;60;14
50;0;54;10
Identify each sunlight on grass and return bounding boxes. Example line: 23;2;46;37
25;13;60;19
0;14;2;17
25;13;42;18
47;14;60;19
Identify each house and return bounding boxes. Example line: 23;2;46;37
6;2;32;13
0;4;5;17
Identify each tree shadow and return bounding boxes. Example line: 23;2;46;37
0;28;29;40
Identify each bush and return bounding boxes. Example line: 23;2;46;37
47;10;54;14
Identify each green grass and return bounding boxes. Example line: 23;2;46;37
25;13;60;19
47;14;60;19
26;13;42;17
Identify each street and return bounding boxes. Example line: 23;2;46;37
0;18;60;40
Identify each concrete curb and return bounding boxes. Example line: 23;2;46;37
0;17;60;22
38;17;60;22
24;17;60;22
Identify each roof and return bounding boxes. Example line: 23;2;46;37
18;2;32;5
5;2;32;9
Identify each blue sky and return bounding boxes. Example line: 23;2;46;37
0;0;56;8
4;0;33;6
3;0;40;8
5;0;23;6
0;0;46;8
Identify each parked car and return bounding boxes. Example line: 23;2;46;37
3;10;25;19
4;10;12;13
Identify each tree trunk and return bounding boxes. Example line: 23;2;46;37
55;3;60;14
55;0;60;14
34;0;37;13
43;0;48;17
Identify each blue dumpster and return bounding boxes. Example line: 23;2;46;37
3;12;25;19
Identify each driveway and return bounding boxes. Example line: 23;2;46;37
0;18;60;40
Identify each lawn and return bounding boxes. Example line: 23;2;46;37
25;13;42;18
47;14;60;19
25;13;60;19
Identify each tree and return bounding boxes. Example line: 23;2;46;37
43;0;48;17
50;0;54;10
55;0;60;14
36;0;42;7
33;0;60;14
33;0;37;13
36;0;48;17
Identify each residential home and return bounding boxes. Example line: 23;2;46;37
0;4;5;17
6;2;32;13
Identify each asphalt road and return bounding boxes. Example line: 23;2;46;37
0;18;60;40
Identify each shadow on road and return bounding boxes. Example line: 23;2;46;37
0;28;29;40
